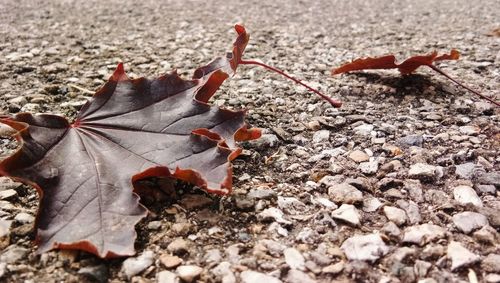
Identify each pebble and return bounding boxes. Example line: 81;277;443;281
285;269;316;283
381;221;401;238
454;162;476;179
359;160;379;175
447;241;480;270
0;245;28;263
167;238;189;255
0;219;12;249
247;188;276;200
485;274;500;283
353;124;374;136
120;250;154;279
473;225;497;245
277;196;306;215
362;197;383;212
458;125;480;135
452;211;488;234
157;271;179;283
179;194;213;210
341;233;389;262
240;270;282;283
348;150;369;162
159;254;182;269
477;172;500;186
453;185;483;207
328;183;363;204
250;134;279;148
402;224;446;246
78;265;109;283
212;262;235;283
234;196;255;211
284;247;305;270
312;130;330;143
331;204;360;226
14;212;35;224
408;163;437;180
396;200;421;224
482;254;500;273
257;207;292;225
0;189;17;200
397;134;423;147
176;265;203;283
404;180;424;203
322;262;344;274
383;206;407;226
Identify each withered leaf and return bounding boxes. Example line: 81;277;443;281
0;25;260;258
332;49;460;75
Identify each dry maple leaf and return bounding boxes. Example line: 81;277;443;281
332;50;499;107
0;25;260;258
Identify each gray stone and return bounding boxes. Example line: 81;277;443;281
408;163;437;180
447;241;479;270
473;225;497;245
322;262;344;274
341;233;389;262
475;184;496;195
396;200;421;224
328;183;363;204
382;221;401;238
452;211;488;234
212;262;235;283
398;134;423;147
404;180;424;203
248;188;277;200
157;271;179;283
240;270;282;283
353;124;374;136
359;160;379;175
167;238;190;255
250;134;279;148
458;125;480;135
482;254;500;273
331;204;360;226
383;206;407;226
477;172;500;187
455;162;476;179
285;269;316;283
121;250;154;279
403;224;446;246
0;219;12;249
414;260;432;278
312;130;330;143
277;196;306;215
0;245;28;263
257;207;291;225
284;247;305;270
362;197;383;212
234;196;255;211
453;185;482;207
176;265;203;283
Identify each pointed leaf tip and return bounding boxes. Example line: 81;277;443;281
111;63;128;82
234;24;246;35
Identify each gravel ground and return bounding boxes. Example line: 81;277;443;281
0;0;499;282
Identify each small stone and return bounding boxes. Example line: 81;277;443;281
277;196;306;215
459;125;480;135
475;184;496;195
403;224;446;246
78;265;109;283
473;226;497;245
408;163;437;180
249;134;279;148
14;212;35;224
240;270;282;283
447;241;480;270
452;211;488;234
234;196;255;211
482;254;500;273
285;269;316;283
331;204;360;226
171;222;193;236
383;206;407;226
353;124;374;136
212;262;235;283
398;134;423;147
147;221;162;230
0;245;27;264
176;265;203;283
382;221;401;238
0;189;17;200
404;180;424;203
453;185;483;207
414;260;432;278
477;172;500;186
167;238;189;255
421;245;445;260
455;162;476;179
284;247;305;270
160;254;182;269
120;250;154;279
0;219;12;249
247;188;276;200
485;274;500;283
328;183;363;204
341;233;389;262
349;150;369;162
257;207;291;225
396;200;421;224
359;160;379;175
362;197;383;212
157;271;179;283
322;261;344;274
312;130;330;143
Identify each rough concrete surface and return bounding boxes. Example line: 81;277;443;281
0;0;499;282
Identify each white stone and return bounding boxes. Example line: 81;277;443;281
176;265;203;283
284;248;305;270
331;204;360;226
452;212;488;234
341;233;389;262
447;241;480;270
453;186;482;207
121;251;155;279
240;270;282;283
403;224;446;246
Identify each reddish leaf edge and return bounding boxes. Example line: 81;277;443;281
332;49;499;107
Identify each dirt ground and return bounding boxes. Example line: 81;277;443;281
0;0;499;282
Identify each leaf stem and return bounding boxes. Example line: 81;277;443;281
239;60;342;107
428;64;499;107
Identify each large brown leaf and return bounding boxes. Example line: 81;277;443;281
0;25;260;258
